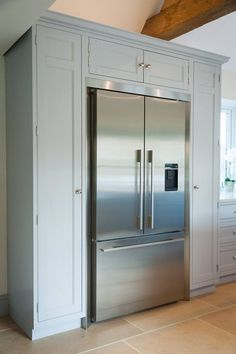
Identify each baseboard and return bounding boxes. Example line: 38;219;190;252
32;318;82;340
190;285;215;298
0;295;8;316
218;273;236;284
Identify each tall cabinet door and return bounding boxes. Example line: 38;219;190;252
37;26;82;321
191;62;220;289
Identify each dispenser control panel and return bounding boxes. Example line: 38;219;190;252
165;163;178;191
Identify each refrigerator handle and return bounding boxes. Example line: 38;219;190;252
137;150;143;230
148;150;154;229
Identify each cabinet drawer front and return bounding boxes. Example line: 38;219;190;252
219;224;236;243
220;204;236;219
220;244;236;276
89;38;143;82
144;51;189;90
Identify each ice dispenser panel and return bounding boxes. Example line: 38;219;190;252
165;164;178;191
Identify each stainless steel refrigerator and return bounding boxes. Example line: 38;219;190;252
89;88;189;322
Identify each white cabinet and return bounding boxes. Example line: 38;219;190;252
219;202;236;277
6;25;83;339
88;38;189;90
191;62;220;289
6;11;227;340
37;27;82;321
143;51;189;89
89;38;143;82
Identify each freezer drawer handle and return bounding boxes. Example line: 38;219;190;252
137;150;143;230
100;238;184;252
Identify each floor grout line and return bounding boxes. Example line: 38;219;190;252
123;317;145;332
194;297;221;309
125;341;143;354
0;326;18;333
76;339;127;354
197;317;236;338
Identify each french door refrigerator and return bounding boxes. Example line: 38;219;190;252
90;88;189;322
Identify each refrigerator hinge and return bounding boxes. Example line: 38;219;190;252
36;303;39;313
35;125;38;137
36;214;38;225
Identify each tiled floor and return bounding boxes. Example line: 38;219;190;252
1;282;236;354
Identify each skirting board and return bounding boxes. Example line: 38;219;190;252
0;295;8;316
190;285;215;298
219;273;236;284
32;318;82;340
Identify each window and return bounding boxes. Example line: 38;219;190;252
220;106;236;187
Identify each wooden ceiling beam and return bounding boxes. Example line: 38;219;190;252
142;0;236;40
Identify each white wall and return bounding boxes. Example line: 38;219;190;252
50;0;163;32
0;56;7;296
222;70;236;101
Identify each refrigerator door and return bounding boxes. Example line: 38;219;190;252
93;233;185;321
145;97;186;235
92;90;144;241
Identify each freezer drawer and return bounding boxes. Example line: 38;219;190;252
93;235;185;322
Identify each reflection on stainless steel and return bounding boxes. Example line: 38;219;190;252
145;97;186;234
86;78;190;102
95;90;144;240
89;86;190;323
95;234;185;321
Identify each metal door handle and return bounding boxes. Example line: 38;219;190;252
233;256;236;260
137;150;143;230
148;150;154;229
145;64;151;69
100;237;184;252
193;185;199;190
75;189;82;194
138;63;145;68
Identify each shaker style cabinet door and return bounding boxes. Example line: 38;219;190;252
191;62;220;289
143;51;189;90
88;38;144;82
36;26;82;321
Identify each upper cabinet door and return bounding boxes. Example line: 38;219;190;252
191;62;220;289
144;51;189;90
89;38;144;82
37;26;82;321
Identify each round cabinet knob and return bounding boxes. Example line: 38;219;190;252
75;189;82;195
138;63;145;68
145;64;151;70
193;185;200;190
233;256;236;261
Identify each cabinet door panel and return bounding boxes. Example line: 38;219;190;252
191;62;220;288
89;38;143;82
144;51;189;90
37;26;82;321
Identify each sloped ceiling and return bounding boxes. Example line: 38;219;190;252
50;0;164;32
0;0;55;55
172;12;236;70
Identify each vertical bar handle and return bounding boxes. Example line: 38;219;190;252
148;150;154;229
137;150;143;230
